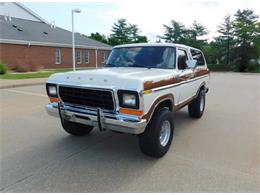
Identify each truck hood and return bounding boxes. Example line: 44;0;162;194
47;67;177;91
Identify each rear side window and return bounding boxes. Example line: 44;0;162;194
190;49;205;66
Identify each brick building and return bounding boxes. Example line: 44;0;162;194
0;2;112;70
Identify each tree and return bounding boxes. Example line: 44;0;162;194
135;35;148;43
128;24;139;42
161;20;186;43
233;9;259;71
185;21;208;49
109;19;130;45
88;32;108;44
128;24;148;43
190;21;208;37
216;14;234;65
161;20;208;49
203;40;223;64
108;19;147;46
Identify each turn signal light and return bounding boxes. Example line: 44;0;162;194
119;108;143;116
49;97;60;103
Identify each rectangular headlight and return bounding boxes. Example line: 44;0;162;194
46;83;57;97
118;90;139;109
123;94;136;106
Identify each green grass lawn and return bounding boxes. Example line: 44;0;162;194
0;70;68;79
0;71;60;79
0;68;89;79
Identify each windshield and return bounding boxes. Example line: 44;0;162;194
105;46;176;69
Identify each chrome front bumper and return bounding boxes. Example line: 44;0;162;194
46;103;147;134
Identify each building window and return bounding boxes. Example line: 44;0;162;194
85;50;90;64
102;51;106;63
55;48;61;64
76;50;82;64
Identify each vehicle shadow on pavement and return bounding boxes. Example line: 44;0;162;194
2;109;197;193
173;109;199;136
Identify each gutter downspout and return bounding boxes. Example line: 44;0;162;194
95;48;98;69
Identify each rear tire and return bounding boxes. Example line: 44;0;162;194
61;119;94;136
139;108;174;158
188;89;205;118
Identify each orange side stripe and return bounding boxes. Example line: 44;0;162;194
49;97;60;103
119;108;143;116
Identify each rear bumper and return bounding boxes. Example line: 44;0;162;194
46;103;147;135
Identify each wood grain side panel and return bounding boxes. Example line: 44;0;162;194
142;68;209;123
144;77;178;90
194;68;210;77
143;68;209;90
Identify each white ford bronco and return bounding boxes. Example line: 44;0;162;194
46;43;209;157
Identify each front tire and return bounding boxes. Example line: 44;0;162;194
61;119;94;136
188;89;206;118
139;108;174;158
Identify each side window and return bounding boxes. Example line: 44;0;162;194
190;49;205;66
55;48;61;64
177;49;188;70
76;50;82;64
85;50;90;64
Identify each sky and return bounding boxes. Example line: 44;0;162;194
23;0;260;42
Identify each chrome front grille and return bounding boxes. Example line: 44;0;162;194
59;86;115;111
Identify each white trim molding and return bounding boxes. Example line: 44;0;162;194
0;38;112;51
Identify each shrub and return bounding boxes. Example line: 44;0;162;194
0;63;7;74
207;64;231;71
14;65;30;72
247;64;260;73
29;64;44;72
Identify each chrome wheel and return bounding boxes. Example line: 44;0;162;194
159;120;171;147
200;95;205;112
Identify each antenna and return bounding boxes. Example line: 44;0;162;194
3;13;12;22
4;14;8;21
50;21;56;28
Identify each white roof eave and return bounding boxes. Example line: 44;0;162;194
0;39;112;50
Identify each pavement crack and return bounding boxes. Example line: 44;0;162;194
1;174;33;192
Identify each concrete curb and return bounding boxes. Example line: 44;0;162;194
0;82;45;89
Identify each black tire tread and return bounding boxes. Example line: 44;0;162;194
139;108;174;158
188;89;205;118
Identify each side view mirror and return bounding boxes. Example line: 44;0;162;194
186;59;197;69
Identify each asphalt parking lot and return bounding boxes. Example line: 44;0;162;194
0;72;259;192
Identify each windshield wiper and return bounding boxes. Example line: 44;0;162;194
105;63;116;67
129;64;147;68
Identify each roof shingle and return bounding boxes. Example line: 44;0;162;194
0;15;112;49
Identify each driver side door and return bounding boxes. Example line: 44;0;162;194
176;48;194;104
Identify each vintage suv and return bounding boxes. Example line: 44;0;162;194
46;43;209;157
